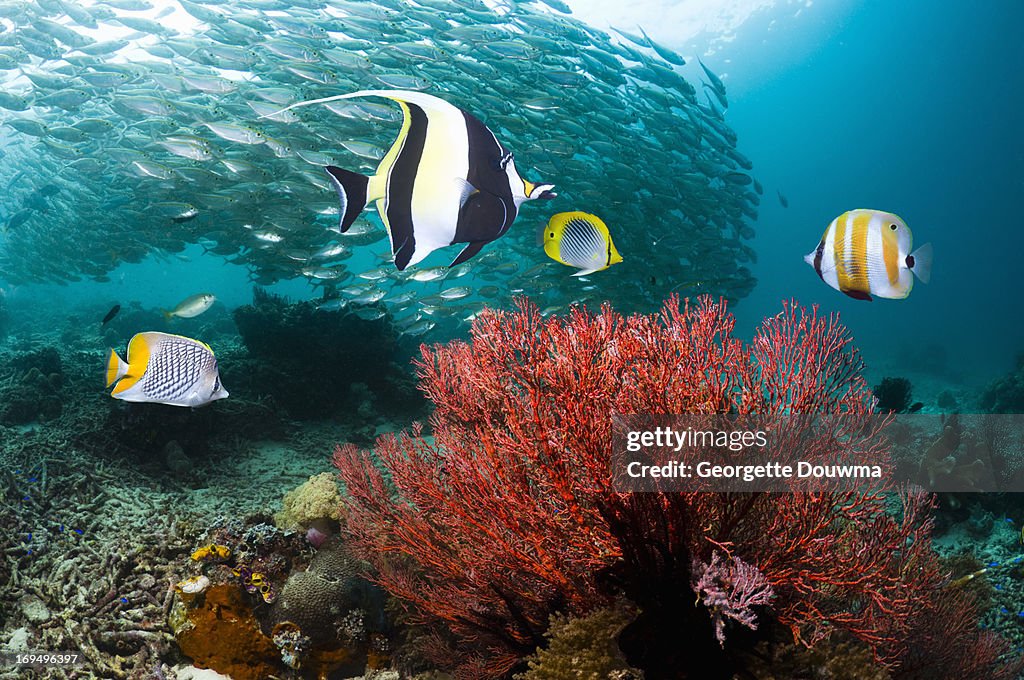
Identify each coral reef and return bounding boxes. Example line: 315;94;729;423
266;536;385;663
274;472;343;534
167;520;385;679
514;604;642;680
232;288;423;425
333;296;1021;679
169;583;281;680
980;353;1024;413
890;413;1024;491
0;347;63;425
0;298;397;679
872;376;915;413
744;624;891;680
0;445;192;679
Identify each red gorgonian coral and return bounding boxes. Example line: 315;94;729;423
333;296;1017;679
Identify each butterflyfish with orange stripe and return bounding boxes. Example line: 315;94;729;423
264;90;557;270
105;332;228;407
804;209;932;301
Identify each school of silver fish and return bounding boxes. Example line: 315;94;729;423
0;0;760;338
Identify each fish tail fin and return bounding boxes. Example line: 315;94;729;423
610;243;623;265
105;349;129;388
324;166;369;234
908;242;932;284
161;309;175;322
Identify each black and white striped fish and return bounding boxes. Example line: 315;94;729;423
269;90;556;270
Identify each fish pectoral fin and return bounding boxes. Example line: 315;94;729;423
448;241;488;268
457;189;509;241
454;177;479;208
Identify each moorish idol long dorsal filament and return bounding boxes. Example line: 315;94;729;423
268;89;556;270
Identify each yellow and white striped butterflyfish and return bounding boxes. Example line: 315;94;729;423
804;209;932;301
541;211;623;276
105;332;228;408
266;90;556;270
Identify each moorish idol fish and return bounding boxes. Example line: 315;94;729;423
267;90;557;270
804;209;932;301
541;211;622;276
106;331;228;407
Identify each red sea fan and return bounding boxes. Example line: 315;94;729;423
333;296;1017;679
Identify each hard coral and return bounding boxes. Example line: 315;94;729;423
334;296;1021;679
173;522;381;679
515;605;643;680
0;346;64;425
275;472;343;533
265;536;385;673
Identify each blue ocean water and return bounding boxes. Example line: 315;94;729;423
722;0;1024;384
4;0;1019;390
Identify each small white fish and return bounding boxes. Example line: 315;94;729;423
340;140;385;160
408;267;448;283
402;319;436;336
438;286;471;300
317;299;347;311
352;307;386;320
162;293;216;320
204;122;265;145
351;289;386;303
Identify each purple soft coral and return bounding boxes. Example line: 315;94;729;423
691;551;774;646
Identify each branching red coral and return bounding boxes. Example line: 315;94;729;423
333;296;1018;679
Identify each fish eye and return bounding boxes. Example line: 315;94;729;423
889;224;898;231
549;232;555;237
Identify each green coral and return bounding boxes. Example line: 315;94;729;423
516;605;643;680
274;472;342;532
